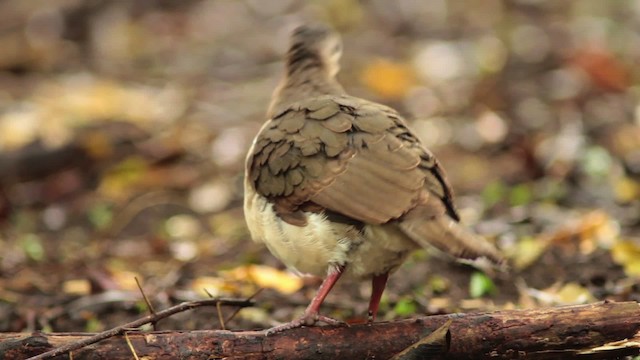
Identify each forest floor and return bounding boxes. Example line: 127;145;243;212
0;0;639;335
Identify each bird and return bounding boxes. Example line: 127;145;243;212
243;24;504;333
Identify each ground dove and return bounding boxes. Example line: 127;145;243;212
244;24;504;333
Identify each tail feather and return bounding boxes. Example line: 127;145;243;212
399;215;505;266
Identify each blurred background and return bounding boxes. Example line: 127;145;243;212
0;0;639;332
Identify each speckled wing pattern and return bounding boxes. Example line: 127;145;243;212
246;94;459;227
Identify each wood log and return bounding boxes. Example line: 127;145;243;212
1;301;639;360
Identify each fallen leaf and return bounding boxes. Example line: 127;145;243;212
20;234;45;262
393;298;418;316
613;177;640;203
110;270;143;291
527;282;595;305
611;240;640;278
361;58;415;99
192;276;239;298
510;236;549;270
428;275;449;294
569;46;629;92
555;282;595;305
62;279;91;296
223;265;303;295
469;271;496;298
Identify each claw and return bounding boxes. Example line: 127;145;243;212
265;312;348;335
265;266;347;336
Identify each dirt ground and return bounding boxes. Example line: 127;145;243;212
0;0;639;335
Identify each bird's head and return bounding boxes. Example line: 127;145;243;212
287;24;343;77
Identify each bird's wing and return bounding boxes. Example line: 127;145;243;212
246;94;459;226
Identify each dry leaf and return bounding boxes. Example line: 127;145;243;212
361;58;415;99
192;276;239;297
110;270;143;291
62;279;91;295
555;283;595;305
611;240;640;278
570;47;629;92
510;236;549;270
613;177;640;203
223;265;303;295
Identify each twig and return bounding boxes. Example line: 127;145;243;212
224;288;263;325
134;277;157;330
202;288;227;330
216;301;226;330
135;278;156;314
203;288;227;330
26;297;254;360
124;332;140;360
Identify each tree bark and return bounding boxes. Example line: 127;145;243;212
2;301;639;360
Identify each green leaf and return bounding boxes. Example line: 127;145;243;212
88;203;113;230
509;183;532;206
428;275;449;294
581;146;612;179
482;181;506;208
20;234;44;262
394;298;418;316
135;300;149;314
85;317;103;332
469;272;496;298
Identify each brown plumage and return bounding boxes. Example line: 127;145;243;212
244;24;504;333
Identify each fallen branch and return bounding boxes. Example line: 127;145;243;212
1;301;639;359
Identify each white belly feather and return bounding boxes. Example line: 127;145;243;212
244;182;418;279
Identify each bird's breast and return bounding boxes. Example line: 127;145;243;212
244;183;418;279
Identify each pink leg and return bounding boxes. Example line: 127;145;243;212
304;267;344;315
266;266;346;334
368;272;389;322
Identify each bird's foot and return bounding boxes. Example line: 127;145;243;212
265;312;348;335
367;310;375;324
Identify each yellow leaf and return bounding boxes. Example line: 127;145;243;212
614;177;640;203
556;283;595;305
97;157;148;200
623;261;640;278
62;279;91;295
224;265;303;295
238;307;270;323
0;110;39;150
79;131;114;159
192;276;239;297
511;236;549;270
361;58;415;99
547;210;619;251
111;270;142;291
611;240;640;265
578;211;619;249
611;240;640;278
427;297;451;313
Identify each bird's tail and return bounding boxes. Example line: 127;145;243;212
399;214;505;269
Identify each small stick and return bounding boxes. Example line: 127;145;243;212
124;332;140;360
224;288;263;325
202;288;225;329
134;277;157;330
216;301;226;330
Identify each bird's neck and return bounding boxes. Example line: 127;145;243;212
267;59;344;118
